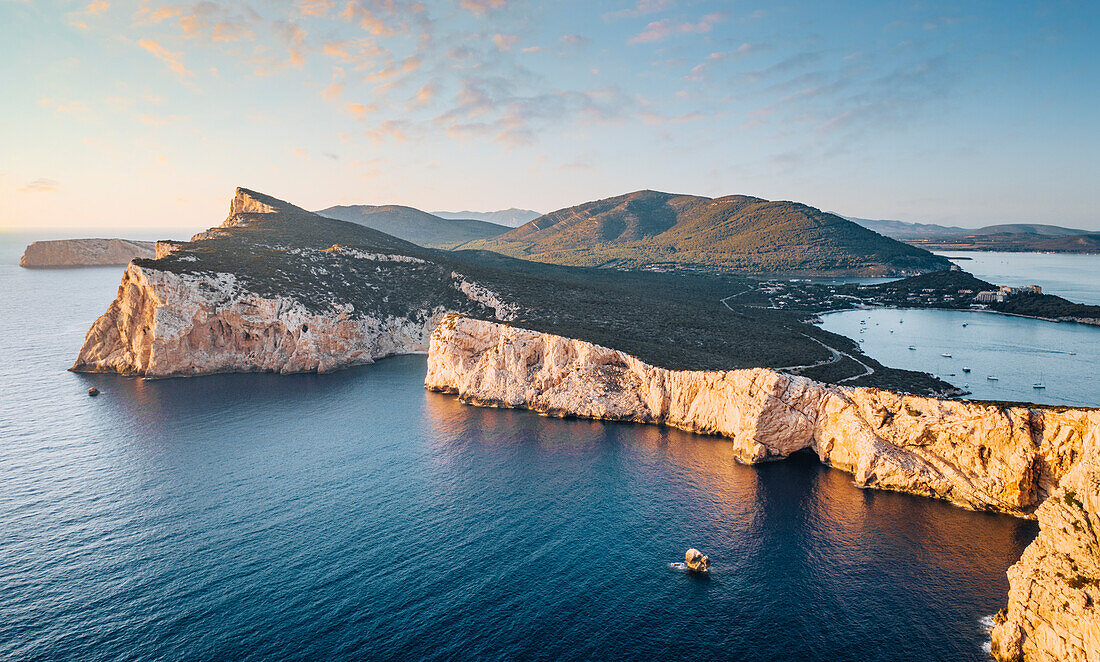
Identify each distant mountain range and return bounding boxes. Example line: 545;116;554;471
318;205;510;249
432;208;542;227
462;190;951;276
845;216;1100;253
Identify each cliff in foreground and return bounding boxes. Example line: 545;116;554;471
74;187;944;389
72;189;510;376
426;315;1100;662
20;238;155;267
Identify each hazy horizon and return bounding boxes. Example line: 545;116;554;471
2;0;1098;231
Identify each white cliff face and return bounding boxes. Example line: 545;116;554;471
426;315;1100;661
426;315;1100;516
991;448;1100;662
72;263;449;377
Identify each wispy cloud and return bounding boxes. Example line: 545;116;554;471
629;13;723;44
20;178;60;193
67;1;110;30
38;97;90;116
460;0;506;17
604;0;675;21
138;38;193;77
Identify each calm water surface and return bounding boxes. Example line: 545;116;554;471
0;241;1036;661
820;308;1100;406
820;252;1100;407
936;251;1100;305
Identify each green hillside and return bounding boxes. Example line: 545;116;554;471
465;190;952;275
318;204;509;249
143;188;949;392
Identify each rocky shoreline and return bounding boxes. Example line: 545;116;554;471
425;314;1100;661
69;188;1100;661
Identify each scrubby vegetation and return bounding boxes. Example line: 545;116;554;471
463;190;952;275
143;189;951;394
317;204;509;249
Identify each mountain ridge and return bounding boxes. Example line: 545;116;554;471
432;208;541;227
465;190;952;276
317;204;509;249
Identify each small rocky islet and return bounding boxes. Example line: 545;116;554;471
70;187;1100;661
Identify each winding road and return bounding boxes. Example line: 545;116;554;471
720;289;875;383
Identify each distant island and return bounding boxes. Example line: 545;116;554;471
463;190;953;276
20;238;156;268
848;216;1100;253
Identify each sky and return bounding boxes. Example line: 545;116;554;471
1;0;1098;233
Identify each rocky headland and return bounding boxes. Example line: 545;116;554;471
72;187;1100;660
20;238;155;268
425;315;1100;661
72;189;509;376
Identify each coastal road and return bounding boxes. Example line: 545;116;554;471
720;290;875;383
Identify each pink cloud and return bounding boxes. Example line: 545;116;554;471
138;38;193;77
460;0;505;16
629;13;724;44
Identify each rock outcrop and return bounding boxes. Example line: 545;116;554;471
685;549;710;572
20;238;155;267
72;188;512;377
991;448;1100;661
425;315;1100;660
426;315;1099;516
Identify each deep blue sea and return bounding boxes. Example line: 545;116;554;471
0;237;1045;661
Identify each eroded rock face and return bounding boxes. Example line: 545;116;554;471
685;549;710;572
426;315;1099;516
72;263;448;376
426;315;1100;661
20;238;155;267
991;448;1100;661
72;187;516;378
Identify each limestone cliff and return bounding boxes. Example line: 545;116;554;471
20;238;155;268
426;315;1099;516
425;315;1100;661
72;262;452;376
991;448;1100;661
72;189;513;377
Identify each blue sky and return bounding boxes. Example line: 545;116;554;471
1;0;1098;232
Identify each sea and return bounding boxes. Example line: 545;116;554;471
4;237;1094;661
820;252;1100;407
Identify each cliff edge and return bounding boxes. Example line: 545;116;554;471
71;189;512;377
426;314;1100;661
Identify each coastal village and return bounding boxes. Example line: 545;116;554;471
732;270;1098;324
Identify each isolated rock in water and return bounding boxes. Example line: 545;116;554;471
20;239;155;268
685;549;709;572
87;387;99;397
